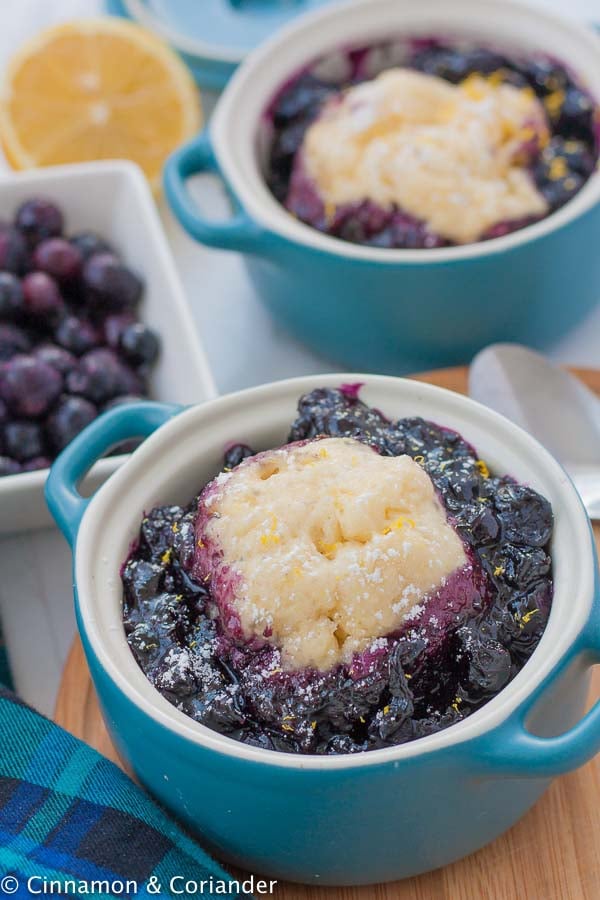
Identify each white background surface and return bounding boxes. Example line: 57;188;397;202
0;0;599;716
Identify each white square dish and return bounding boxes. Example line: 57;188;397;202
0;160;216;535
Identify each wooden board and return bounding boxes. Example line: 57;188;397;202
55;366;600;900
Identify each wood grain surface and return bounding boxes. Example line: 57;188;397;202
55;366;600;900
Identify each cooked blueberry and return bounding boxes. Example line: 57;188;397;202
485;543;551;589
456;625;512;699
458;505;501;544
521;58;570;97
22;272;65;322
3;421;45;461
493;484;553;547
54;315;99;356
0;355;62;417
542;137;596;177
411;46;509;84
0;224;28;274
33;238;83;282
46;395;97;451
122;558;165;605
368;691;415;742
0;323;31;361
273;73;334;126
125;622;160;662
140;505;184;558
66;348;142;403
0;273;24;320
70;231;114;261
0;456;20;476
289;387;390;451
222;443;254;470
119;323;160;366
554;87;596;142
83;253;143;311
153;648;199;698
15;198;63;245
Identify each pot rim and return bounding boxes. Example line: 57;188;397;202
209;0;600;264
73;373;595;771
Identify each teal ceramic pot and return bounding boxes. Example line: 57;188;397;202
165;0;600;374
105;0;336;90
46;375;600;885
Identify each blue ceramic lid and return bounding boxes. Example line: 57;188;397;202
105;0;338;90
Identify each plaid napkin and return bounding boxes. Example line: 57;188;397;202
0;686;253;898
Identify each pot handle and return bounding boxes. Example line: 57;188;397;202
164;129;266;253
45;401;181;548
474;581;600;778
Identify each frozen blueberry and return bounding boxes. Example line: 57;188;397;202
118;323;160;366
83;253;143;311
66;348;142;403
0;456;20;476
15;198;63;245
0;224;28;274
0;398;7;425
70;231;114;261
22;272;65;322
0;273;24;320
0;355;62;418
3;420;45;461
102;394;143;412
34;343;77;376
33;238;82;282
21;455;52;472
54;315;99;356
103;312;136;349
46;395;97;451
0;323;31;361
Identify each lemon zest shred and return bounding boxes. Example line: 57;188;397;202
476;459;490;478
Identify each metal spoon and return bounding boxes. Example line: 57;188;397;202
469;343;600;520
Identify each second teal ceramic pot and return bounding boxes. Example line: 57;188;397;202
165;0;600;374
46;375;600;885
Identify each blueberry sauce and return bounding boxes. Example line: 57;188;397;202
266;41;599;249
122;388;553;755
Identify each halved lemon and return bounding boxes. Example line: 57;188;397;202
0;18;201;192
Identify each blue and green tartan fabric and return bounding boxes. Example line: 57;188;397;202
0;687;252;898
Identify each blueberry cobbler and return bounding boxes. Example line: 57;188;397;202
122;387;554;755
267;41;599;248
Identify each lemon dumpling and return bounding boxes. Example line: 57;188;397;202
193;436;468;671
296;68;550;245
